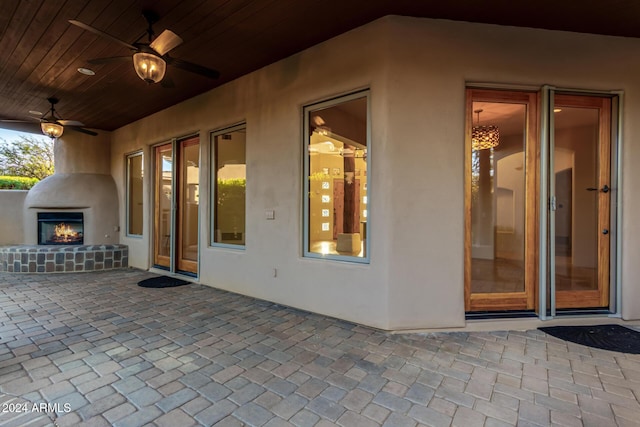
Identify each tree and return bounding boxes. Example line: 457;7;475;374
0;135;54;180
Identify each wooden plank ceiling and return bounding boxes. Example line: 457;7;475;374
0;0;638;133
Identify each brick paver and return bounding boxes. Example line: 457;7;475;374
1;269;640;426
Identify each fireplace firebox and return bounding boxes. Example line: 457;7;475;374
38;212;84;245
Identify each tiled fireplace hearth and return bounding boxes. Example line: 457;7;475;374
0;244;128;273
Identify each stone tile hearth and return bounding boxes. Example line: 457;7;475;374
0;244;127;273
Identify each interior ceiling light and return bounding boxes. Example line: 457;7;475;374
77;67;95;76
472;109;499;151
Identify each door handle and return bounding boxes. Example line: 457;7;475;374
586;185;610;193
603;229;609;235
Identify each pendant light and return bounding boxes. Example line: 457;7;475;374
472;109;499;150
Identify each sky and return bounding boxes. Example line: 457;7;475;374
0;128;48;143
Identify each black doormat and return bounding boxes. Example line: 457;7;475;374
539;324;640;354
138;276;191;288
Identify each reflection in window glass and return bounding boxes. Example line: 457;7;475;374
305;92;369;259
470;101;526;293
127;152;143;236
212;125;246;246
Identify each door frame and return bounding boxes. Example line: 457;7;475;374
464;88;539;312
465;85;622;318
153;142;174;270
176;137;200;274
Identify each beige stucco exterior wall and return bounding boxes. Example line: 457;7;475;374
23;131;119;245
0;190;27;244
55;131;111;174
383;17;640;328
111;16;640;330
112;19;392;329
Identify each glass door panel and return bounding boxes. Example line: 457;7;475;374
177;138;199;273
154;143;173;268
553;95;611;309
465;89;538;312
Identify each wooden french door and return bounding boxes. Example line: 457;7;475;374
465;89;539;312
176;138;199;273
153;137;199;274
551;94;611;309
465;89;615;314
154;143;173;269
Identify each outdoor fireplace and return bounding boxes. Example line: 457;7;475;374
38;212;84;245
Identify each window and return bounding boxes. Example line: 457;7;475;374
304;91;370;261
211;124;246;246
126;152;143;236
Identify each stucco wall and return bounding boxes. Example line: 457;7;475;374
55;131;111;174
383;17;640;327
23;173;119;245
0;190;27;245
111;16;640;329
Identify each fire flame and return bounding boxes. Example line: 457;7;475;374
54;223;78;242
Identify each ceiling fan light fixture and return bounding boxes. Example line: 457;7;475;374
41;121;64;139
133;52;166;83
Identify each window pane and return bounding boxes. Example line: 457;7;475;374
127;153;143;236
180;139;199;264
306;95;368;258
470;102;526;293
554;105;599;292
213;127;246;245
155;144;173;263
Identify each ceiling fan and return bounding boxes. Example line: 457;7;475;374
0;97;97;138
69;10;220;85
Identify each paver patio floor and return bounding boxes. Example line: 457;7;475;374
1;269;640;426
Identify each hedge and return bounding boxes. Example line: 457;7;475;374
0;176;40;190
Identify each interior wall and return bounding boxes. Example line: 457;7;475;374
110;15;640;329
555;125;599;267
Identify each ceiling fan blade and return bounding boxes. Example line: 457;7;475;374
0;119;31;123
69;20;138;51
150;30;183;56
67;126;98;136
59;120;85;127
88;56;132;65
165;57;220;79
160;75;176;89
